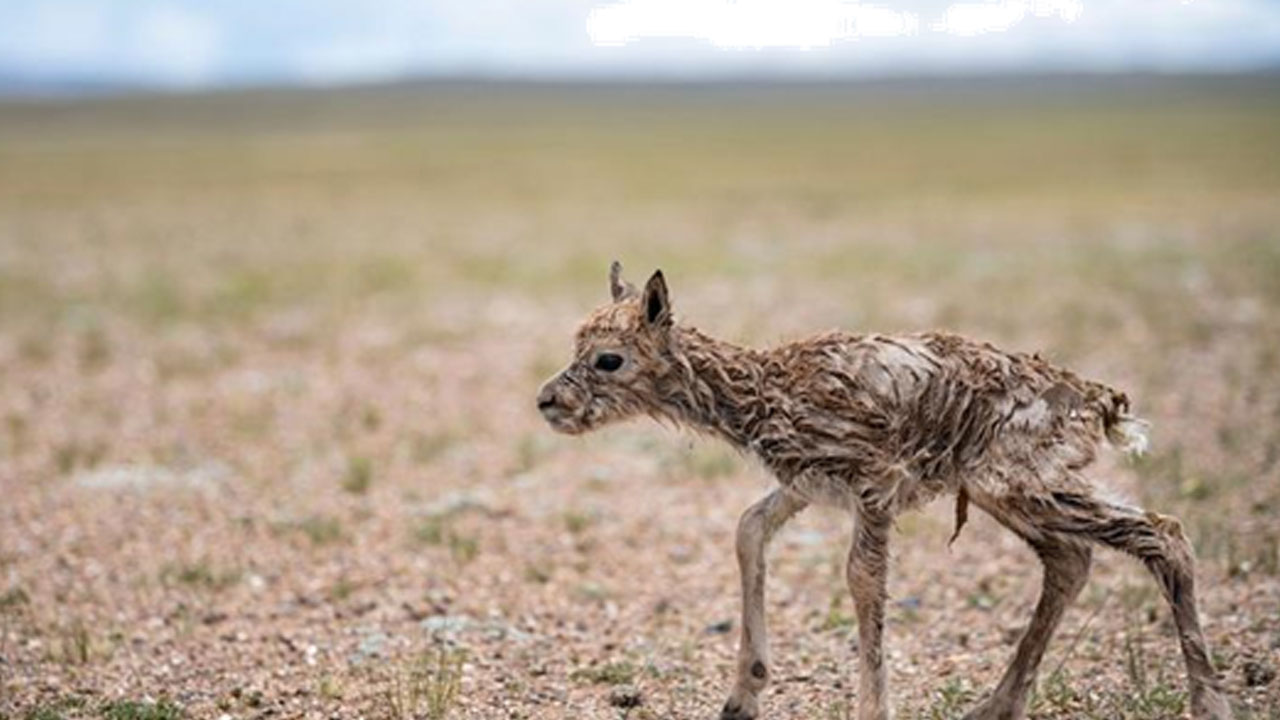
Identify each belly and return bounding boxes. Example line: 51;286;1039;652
781;463;957;514
784;471;858;509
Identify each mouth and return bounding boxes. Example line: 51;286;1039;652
540;405;586;435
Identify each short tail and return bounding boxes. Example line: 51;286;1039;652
1106;415;1150;456
1099;390;1149;456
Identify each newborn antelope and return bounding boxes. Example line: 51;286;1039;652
536;263;1231;720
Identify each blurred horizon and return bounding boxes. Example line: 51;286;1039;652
3;0;1280;97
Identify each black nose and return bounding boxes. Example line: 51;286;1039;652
537;390;557;411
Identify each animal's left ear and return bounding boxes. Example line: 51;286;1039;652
641;270;671;329
609;260;636;302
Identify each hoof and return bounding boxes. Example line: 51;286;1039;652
719;698;758;720
961;700;1018;720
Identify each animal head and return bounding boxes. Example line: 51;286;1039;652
536;261;675;434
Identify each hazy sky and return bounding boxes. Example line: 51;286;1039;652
2;0;1280;88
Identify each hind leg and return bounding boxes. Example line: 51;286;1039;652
963;516;1092;720
987;489;1232;720
1054;495;1232;719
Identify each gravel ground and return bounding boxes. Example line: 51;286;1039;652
1;78;1279;719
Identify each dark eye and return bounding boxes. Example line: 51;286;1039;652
594;353;624;372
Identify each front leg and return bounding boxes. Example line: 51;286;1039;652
720;489;808;720
847;508;892;720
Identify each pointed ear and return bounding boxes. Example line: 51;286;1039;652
609;260;636;302
641;270;671;328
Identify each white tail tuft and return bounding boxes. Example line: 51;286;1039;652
1107;416;1150;456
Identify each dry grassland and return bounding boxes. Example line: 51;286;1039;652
0;76;1278;719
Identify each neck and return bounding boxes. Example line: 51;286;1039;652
653;325;767;448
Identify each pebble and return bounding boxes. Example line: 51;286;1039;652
422;490;496;518
73;462;228;491
705;619;733;634
421;614;533;642
354;630;387;661
422;615;472;636
1242;658;1276;687
608;685;643;709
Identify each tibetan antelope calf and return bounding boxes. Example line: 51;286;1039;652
536;263;1231;720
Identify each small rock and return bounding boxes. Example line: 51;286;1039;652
667;545;695;563
608;685;643;709
1242;658;1276;687
1002;625;1024;645
421;491;495;518
402;602;430;621
73;461;228;491
421;615;472;637
705;619;733;635
420;614;532;643
355;630;387;661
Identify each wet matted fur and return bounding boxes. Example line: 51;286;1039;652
536;263;1232;720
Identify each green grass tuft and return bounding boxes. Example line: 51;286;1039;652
100;699;184;720
342;456;373;495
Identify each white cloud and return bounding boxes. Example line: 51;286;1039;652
588;0;1094;48
933;1;1083;37
588;0;921;48
1;0;1279;87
